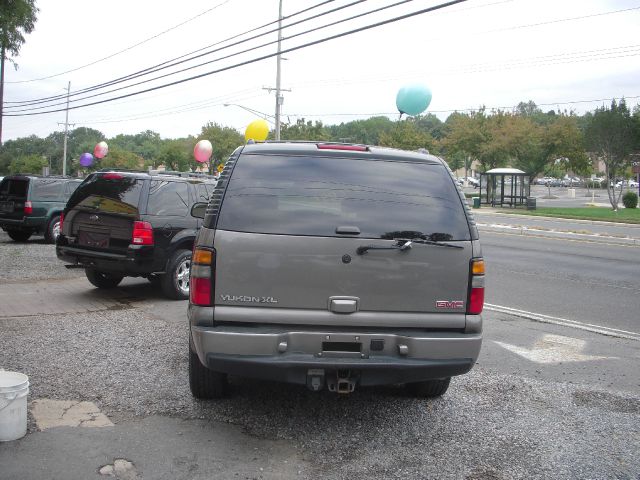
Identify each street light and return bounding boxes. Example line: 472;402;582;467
223;103;276;125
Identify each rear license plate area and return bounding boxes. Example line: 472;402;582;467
0;201;14;213
78;230;110;248
321;342;362;358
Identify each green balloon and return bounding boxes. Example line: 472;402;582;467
396;84;432;116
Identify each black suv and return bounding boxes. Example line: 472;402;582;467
56;170;217;299
0;174;82;243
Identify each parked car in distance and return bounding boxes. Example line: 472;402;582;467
188;142;484;399
56;169;217;299
615;179;639;189
0;174;82;243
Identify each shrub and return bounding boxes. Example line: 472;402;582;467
622;191;638;209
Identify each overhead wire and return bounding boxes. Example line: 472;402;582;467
4;0;343;106
3;0;236;84
5;0;407;113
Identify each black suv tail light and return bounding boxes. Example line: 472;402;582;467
190;247;214;306
24;201;33;215
131;221;154;246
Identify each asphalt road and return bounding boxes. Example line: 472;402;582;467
0;230;639;479
481;231;640;333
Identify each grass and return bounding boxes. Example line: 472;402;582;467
499;207;640;224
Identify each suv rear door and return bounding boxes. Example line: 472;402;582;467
144;179;194;254
212;153;474;328
0;176;30;220
63;173;145;253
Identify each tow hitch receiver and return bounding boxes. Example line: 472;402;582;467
327;370;357;394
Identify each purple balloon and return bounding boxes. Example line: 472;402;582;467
79;152;94;167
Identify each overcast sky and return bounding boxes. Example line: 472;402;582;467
2;0;639;142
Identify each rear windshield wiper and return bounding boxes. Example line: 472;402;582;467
356;240;413;255
395;237;464;249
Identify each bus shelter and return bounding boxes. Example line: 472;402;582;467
479;168;530;208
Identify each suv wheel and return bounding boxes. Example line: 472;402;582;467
45;215;61;244
189;339;228;399
85;269;124;289
162;249;191;300
406;377;451;398
6;229;32;242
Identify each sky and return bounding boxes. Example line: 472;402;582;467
2;0;639;142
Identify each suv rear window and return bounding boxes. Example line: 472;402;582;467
217;154;471;240
66;174;144;212
0;178;29;198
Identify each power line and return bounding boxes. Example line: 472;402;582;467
4;0;235;84
5;0;418;114
4;0;342;106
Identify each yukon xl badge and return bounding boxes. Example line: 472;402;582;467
220;295;278;304
436;300;464;309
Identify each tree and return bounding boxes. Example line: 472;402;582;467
378;119;434;151
157;140;190;171
278;119;330;141
0;0;39;145
441;111;486;180
199;122;244;172
9;153;46;174
584;99;636;210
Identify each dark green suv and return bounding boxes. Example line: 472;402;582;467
0;175;82;243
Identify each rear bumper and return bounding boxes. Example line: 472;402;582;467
0;217;43;231
56;242;157;275
189;320;482;386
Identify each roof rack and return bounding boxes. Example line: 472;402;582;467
148;170;218;179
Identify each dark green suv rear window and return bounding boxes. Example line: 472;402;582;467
217;154;471;240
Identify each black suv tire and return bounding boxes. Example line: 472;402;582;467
406;377;451;398
162;249;192;300
7;229;32;242
85;269;124;289
44;215;61;244
189;340;228;399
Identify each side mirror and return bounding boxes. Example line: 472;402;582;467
190;202;207;219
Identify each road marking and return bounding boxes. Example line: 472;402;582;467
495;334;614;364
31;399;113;430
478;228;640;247
486;303;640;341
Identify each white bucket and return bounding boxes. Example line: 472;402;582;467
0;371;29;442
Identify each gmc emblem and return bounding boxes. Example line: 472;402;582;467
436;300;464;309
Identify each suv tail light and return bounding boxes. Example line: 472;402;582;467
467;258;485;315
59;212;65;232
131;221;154;245
190;247;214;306
24;201;33;215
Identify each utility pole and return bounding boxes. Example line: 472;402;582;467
0;46;6;146
263;0;290;141
57;82;74;176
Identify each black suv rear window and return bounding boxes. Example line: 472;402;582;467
217;155;471;240
67;174;143;212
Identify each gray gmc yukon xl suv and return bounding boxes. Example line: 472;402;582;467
188;142;484;398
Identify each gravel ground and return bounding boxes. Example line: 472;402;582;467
1;231;639;479
0;233;82;282
2;309;639;479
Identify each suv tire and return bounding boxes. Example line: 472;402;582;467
162;249;191;300
85;268;124;289
406;377;451;398
44;215;61;244
7;229;32;242
189;340;228;399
